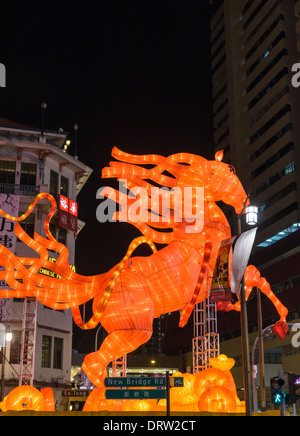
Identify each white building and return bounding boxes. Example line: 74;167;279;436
0;117;92;405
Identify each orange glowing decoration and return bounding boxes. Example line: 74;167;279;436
194;355;243;414
0;386;55;412
0;148;288;389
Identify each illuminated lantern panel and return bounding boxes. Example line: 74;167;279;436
198;386;237;414
0;386;55;412
0;149;288;390
83;355;244;413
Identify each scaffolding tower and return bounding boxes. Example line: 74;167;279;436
112;355;127;377
192;282;219;374
19;297;37;386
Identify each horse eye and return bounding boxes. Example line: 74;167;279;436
228;166;235;174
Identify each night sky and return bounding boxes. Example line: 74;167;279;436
1;0;214;351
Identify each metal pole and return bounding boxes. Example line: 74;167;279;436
166;371;170;417
240;276;252;416
252;363;258;413
279;369;286;417
1;346;5;401
257;288;266;411
237;210;252;416
95;325;102;352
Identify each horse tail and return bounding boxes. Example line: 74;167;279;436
0;193;103;310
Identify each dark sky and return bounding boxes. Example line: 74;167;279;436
1;0;214;350
1;0;214;274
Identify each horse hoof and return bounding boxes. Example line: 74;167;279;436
272;321;288;340
216;301;232;312
82;359;107;389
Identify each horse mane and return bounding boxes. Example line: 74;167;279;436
101;147;208;244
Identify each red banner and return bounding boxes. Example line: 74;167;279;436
210;236;236;303
58;196;78;233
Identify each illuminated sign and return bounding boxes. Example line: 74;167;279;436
58;195;78;233
39;257;76;278
62;389;91;397
69;199;78;217
59;195;69;212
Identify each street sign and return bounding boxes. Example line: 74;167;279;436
105;376;166;388
170;376;184;387
62;389;91;397
105;389;166;400
104;376;183;388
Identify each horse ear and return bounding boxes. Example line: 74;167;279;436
215;150;224;162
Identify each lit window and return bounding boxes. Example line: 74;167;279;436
258;223;300;247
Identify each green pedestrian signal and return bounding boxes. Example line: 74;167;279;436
270;376;285;405
274;392;286;405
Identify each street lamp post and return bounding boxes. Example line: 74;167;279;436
237;199;258;417
0;326;12;401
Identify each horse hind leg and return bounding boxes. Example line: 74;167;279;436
244;265;288;339
82;328;152;388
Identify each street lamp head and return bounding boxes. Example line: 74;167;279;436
246;205;258;226
5;326;12;342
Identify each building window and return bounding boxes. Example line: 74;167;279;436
49;222;56;240
0;161;16;185
258;223;300;248
250;123;293;162
251;142;295;179
9;331;22;364
246;49;288;94
258;203;298;233
248;67;288;110
50;170;59;198
41;335;52;368
20;163;37;186
18;213;35;239
259;182;297;213
246;31;286;77
250;105;291;145
58;228;67;245
60;176;69;197
255;162;295;196
53;337;63;369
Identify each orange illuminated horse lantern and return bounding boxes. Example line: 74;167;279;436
0;148;288;388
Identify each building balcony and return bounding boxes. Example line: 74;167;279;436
0;183;40;197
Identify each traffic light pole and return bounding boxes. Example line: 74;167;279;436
279;370;286;417
240;276;252;416
257;288;266;411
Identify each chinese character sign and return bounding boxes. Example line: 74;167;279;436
58;195;78;232
0;194;20;321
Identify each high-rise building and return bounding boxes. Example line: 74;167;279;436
211;0;300;245
210;0;300;406
0;118;92;406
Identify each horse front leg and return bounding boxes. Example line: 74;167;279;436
245;265;288;339
82;328;153;388
217;265;288;340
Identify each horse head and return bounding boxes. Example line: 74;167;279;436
176;150;249;219
208;150;249;215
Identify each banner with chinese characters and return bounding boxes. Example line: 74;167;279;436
58;195;78;233
0;193;20;321
211;236;236;303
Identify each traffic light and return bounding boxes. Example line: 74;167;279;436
286;373;300;405
270;377;286;405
